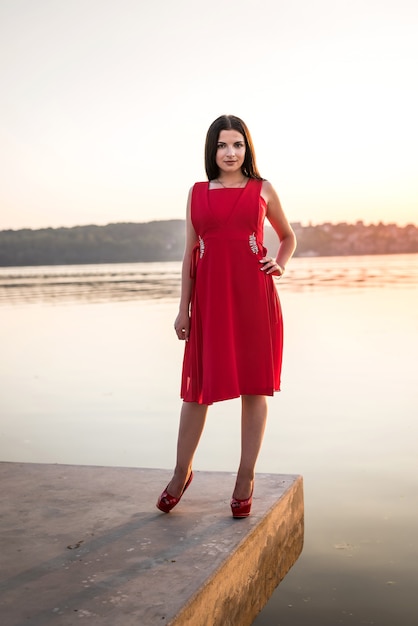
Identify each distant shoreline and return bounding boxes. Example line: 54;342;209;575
0;219;417;267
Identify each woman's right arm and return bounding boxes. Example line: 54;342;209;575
174;187;198;341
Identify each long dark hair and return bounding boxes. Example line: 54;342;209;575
204;115;262;181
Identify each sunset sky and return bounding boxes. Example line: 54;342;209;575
1;0;417;230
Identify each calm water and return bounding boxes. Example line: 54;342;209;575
1;255;417;625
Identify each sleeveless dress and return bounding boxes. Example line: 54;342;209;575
181;178;283;405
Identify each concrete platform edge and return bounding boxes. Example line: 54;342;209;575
170;475;304;626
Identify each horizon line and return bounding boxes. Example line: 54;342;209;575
1;218;418;232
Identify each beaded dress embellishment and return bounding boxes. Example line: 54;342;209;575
199;235;205;258
249;232;259;254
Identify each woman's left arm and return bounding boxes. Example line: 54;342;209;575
261;180;297;276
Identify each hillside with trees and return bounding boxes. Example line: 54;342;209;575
0;221;185;266
0;220;417;267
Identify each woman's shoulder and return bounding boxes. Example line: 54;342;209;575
189;181;208;193
260;179;279;201
187;182;208;205
261;179;273;192
261;179;278;204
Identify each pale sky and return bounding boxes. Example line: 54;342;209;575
1;0;417;230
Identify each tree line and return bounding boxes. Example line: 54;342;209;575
0;221;185;266
0;219;417;266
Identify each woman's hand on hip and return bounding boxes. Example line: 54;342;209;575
259;256;284;277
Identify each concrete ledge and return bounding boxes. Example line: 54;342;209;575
0;463;304;626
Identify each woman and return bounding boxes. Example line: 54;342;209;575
157;115;296;517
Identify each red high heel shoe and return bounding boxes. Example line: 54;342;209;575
156;471;193;513
230;489;253;518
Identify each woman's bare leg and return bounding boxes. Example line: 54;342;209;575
165;401;208;497
233;395;268;500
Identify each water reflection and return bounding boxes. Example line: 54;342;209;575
0;254;417;304
0;262;181;304
1;254;417;626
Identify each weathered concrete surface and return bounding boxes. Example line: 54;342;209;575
0;463;304;626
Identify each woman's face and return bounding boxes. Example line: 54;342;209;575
215;129;246;176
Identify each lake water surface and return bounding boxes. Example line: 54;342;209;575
1;255;417;625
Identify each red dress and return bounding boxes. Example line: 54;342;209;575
181;178;283;405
